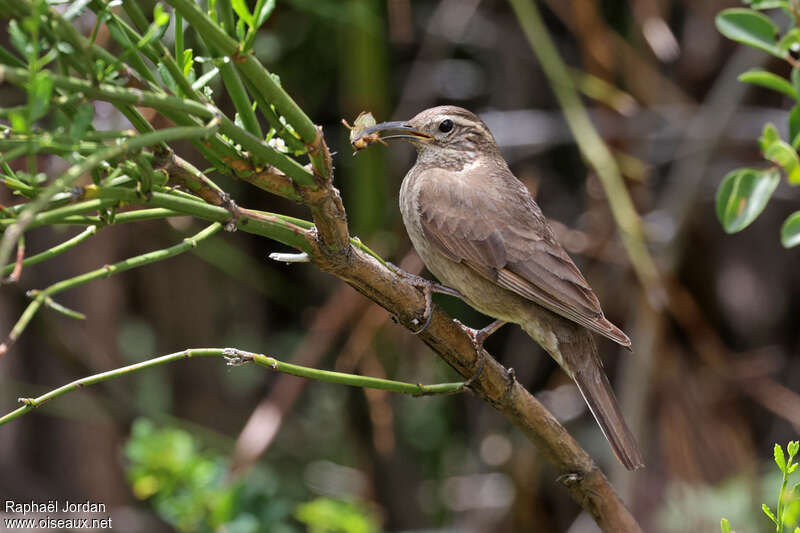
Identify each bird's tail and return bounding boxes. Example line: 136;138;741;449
523;315;644;470
572;361;644;470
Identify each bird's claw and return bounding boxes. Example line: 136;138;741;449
387;262;463;299
504;367;516;400
409;281;433;335
462;351;486;391
453;318;506;352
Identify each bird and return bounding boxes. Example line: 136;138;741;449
354;105;644;470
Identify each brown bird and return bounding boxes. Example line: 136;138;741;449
356;105;644;470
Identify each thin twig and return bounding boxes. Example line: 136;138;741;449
0;347;465;427
0;122;219;271
0;223;223;357
1;235;25;284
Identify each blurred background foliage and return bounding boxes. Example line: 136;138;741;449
1;0;800;532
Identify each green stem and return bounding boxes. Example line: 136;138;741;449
217;58;264;138
246;351;463;395
508;0;664;306
216;0;237;37
104;0;199;101
777;467;788;532
163;0;315;139
216;116;312;185
175;11;184;71
0;123;218;269
41;295;86;320
1;226;97;277
0;208;187;230
0;348;465;426
1;66;313;186
1;223;223;355
21;198;118;229
0;66;216;120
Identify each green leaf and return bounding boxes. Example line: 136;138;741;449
789;440;800;459
716;168;781;233
68;103;94;141
716;8;785;57
8;110;27;133
720;518;731;533
62;0;93;20
55;41;74;55
789;105;800;147
764;140;800;183
254;0;276;28
745;0;789;9
153;3;170;27
27;71;53;123
779;28;800;52
777;443;788;472
182;49;194;78
739;68;798;99
157;62;178;95
781;211;800;247
231;0;254;26
760;122;781;151
764;503;778;524
8;20;30;58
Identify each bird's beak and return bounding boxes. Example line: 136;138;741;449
357;121;433;143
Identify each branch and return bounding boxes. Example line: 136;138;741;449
1;226;96;277
0;347;465;427
0;223;224;356
0;121;219;271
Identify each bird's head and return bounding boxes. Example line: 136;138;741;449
357;105;500;163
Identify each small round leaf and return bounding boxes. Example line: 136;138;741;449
716;168;780;233
739;68;798;99
781;211;800;247
716;9;784;57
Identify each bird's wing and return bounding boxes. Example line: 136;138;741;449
416;165;630;347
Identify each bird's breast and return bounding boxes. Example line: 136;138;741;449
398;165;528;325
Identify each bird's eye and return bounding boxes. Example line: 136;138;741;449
438;119;454;133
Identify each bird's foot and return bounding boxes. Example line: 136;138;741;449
408;280;434;335
503;367;516;400
461;351;486;391
386;262;463;299
454;318;507;350
386;263;461;335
